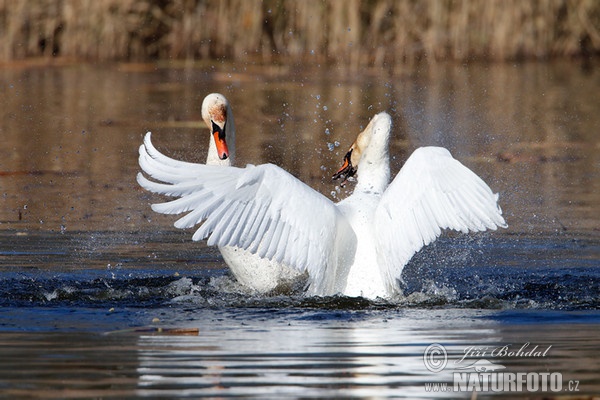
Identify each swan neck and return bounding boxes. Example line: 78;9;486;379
353;112;391;193
356;161;390;194
355;135;390;193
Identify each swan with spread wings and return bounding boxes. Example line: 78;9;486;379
137;111;506;299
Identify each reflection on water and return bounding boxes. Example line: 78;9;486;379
1;307;599;398
135;315;600;399
134;311;499;399
0;61;599;398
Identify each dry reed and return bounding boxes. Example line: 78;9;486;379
0;0;598;65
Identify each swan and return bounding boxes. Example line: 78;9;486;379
153;93;305;293
137;111;506;299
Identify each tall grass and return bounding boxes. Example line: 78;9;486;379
1;0;598;65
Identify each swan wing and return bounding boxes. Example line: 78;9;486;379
138;131;208;173
137;132;353;292
375;146;507;293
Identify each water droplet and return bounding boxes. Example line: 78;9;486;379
323;106;328;111
334;141;340;147
315;94;321;100
325;128;330;135
327;142;335;151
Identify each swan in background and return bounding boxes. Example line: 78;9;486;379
149;93;304;293
138;111;506;299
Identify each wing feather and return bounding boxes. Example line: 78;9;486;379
247;208;273;254
138;132;354;286
151;190;212;214
142;131;204;170
240;204;265;248
375;147;506;293
226;201;252;245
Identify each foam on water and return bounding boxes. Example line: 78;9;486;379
1;234;598;315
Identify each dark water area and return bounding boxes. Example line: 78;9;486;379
0;61;599;398
1;231;599;313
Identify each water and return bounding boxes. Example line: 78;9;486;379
0;61;599;398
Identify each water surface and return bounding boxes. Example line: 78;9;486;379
0;61;599;398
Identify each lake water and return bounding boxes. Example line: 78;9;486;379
0;60;599;398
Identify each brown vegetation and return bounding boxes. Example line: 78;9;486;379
1;0;599;65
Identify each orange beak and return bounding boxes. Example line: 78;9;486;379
211;121;229;160
333;157;351;178
213;131;229;160
332;149;356;186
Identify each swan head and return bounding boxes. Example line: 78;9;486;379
202;93;231;160
333;112;392;186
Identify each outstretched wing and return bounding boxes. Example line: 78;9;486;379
375;147;507;293
137;132;354;292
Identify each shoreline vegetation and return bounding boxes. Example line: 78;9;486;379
0;0;599;67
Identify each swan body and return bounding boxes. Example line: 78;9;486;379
138;111;506;299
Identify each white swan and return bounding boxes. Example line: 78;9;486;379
201;93;235;165
137;111;506;299
156;93;304;293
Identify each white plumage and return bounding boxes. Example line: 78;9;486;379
138;111;506;299
145;93;305;294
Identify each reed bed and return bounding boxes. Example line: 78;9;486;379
0;0;598;65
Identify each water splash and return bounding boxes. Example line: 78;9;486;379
1;232;598;312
